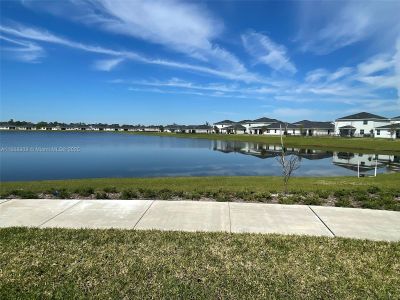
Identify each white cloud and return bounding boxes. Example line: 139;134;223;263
21;0;251;79
242;31;296;74
0;23;263;82
0;35;44;63
297;1;400;54
93;57;124;71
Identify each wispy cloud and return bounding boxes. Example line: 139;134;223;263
0;35;44;63
93;57;124;71
21;0;255;81
0;23;262;82
242;31;296;74
296;1;400;54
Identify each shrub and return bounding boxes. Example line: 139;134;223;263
75;187;94;197
10;190;39;199
303;196;322;206
120;190;138;199
335;197;352;208
316;190;330;199
158;189;173;200
367;186;381;194
138;188;157;199
95;192;108;199
278;195;296;205
103;186;118;193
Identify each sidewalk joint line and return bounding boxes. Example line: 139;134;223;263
308;206;335;237
133;200;155;229
0;199;12;205
38;200;82;228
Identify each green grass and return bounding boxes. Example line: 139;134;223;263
1;173;399;194
0;228;399;299
2;174;399;210
129;132;400;154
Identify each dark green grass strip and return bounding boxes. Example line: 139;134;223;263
0;228;399;299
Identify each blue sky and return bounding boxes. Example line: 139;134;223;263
1;0;399;125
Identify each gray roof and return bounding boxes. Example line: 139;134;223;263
252;117;278;123
336;112;388;121
224;124;246;130
294;120;334;129
392;116;400;120
214;120;235;125
264;122;298;129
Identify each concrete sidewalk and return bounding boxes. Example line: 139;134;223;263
1;199;399;241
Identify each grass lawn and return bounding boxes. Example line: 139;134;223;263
129;132;400;154
0;228;399;299
1;174;400;210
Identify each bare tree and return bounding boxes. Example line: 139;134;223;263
276;124;301;194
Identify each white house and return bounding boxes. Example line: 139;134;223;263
220;124;246;134
0;123;16;130
391;116;400;124
239;117;278;134
293;120;334;136
263;122;301;136
213;120;235;133
335;112;390;137
185;125;213;134
375;123;400;139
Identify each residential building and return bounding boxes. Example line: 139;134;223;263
213;120;235;133
294;120;334;136
220;124;246;134
334;112;390;137
263;122;301;136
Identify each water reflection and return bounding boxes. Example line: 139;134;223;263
212;140;400;175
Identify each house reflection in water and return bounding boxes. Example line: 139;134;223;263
333;152;400;173
211;140;400;174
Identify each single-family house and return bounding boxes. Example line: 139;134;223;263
186;125;213;134
143;126;161;132
374;123;400;139
247;117;279;134
213;120;235;133
0;123;16;130
220;124;246;134
391;116;400;124
293;120;334;136
263;122;301;136
335;112;390;137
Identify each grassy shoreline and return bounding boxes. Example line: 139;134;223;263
2;130;400;153
129;132;400;154
2;174;399;210
1;228;399;299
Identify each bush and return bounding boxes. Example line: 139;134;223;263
335;197;352;208
278;195;296;205
10;190;39;199
103;186;118;193
95;192;108;199
74;187;94;197
303;195;322;205
367;186;381;194
316;190;330;199
120;190;138;199
158;189;174;200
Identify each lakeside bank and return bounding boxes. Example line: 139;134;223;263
2;174;399;211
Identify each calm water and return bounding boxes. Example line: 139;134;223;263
0;131;399;181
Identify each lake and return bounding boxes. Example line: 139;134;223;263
0;131;399;181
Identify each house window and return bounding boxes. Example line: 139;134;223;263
274;129;277;133
377;130;380;135
267;130;270;133
360;129;364;134
363;120;368;125
293;130;295;134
